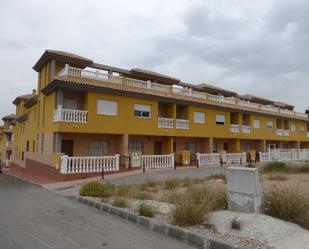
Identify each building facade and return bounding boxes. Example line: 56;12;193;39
0;114;15;166
8;50;309;175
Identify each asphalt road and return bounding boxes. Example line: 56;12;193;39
0;174;194;249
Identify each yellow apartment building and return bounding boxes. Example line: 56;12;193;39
0;114;15;166
9;50;309;177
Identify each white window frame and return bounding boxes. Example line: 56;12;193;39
300;125;305;132
134;104;151;118
97;99;118;116
267;121;273;129
253;119;260;129
216;114;225;125
194;112;205;124
290;124;296;132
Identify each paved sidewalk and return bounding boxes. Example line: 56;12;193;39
45;166;226;196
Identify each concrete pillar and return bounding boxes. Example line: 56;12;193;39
119;134;129;156
56;89;64;108
231;139;241;152
262;140;266;152
171;103;177;119
200;137;213;153
163;137;174;154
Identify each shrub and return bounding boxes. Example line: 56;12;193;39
138;203;155;217
115;184;131;197
205;173;227;183
140;179;159;190
171;186;227;226
231;218;240;230
264;184;309;229
262;162;309;174
79;182;115;197
164;178;181;189
112;197;128;208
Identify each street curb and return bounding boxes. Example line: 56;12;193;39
75;195;239;249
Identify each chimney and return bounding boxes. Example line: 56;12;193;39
32;89;37;95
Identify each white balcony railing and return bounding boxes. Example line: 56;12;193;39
6;141;12;147
58;65;309;121
307;132;309;138
176;119;189;129
158;117;173;128
230;124;240;133
53;108;88;123
242;125;251;134
283;130;289;136
141;154;174;169
276;129;283;136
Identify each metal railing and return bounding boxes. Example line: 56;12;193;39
230;124;240;133
242;125;250;134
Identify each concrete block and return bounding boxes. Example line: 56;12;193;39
226;167;263;213
226;167;261;196
102;204;110;212
110;207;119;215
152;223;168;235
138;216;152;228
94;202;101;209
168;225;186;241
186;231;207;249
128;213;139;223
118;209;128;219
209;238;237;249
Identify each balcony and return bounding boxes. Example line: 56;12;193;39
58;66;309;121
230;124;240;133
6;141;12;147
283;130;289;136
53;108;88;123
158;117;173;128
307;132;309;138
176;119;189;129
276;129;283;136
242;125;251;134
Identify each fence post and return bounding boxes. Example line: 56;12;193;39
196;153;200;168
115;154;120;171
171;153;176;170
60;155;68;174
101;166;105;179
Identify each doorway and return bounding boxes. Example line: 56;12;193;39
154;141;162;155
61;139;74;156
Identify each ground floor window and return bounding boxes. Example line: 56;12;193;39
128;140;144;153
89;140;110;156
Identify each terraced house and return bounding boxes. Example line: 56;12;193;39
0;114;15;166
9;50;309;179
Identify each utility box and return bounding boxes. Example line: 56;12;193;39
130;153;141;168
174;151;190;165
226;167;263;213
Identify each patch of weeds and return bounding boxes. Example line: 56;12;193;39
267;175;288;181
138;203;155;217
262;162;309;174
205;174;227;183
264;184;309;229
134;191;154;200
164;178;181;189
112;197;128;208
140;179;159;190
79;182;115;198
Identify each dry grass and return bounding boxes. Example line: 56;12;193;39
138;203;155;217
267;175;288;181
262;162;309;174
164;178;181;189
264;184;309;229
112;197;128;208
79;182;115;198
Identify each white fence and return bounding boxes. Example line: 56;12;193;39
141;154;174;169
54;108;88;123
259;149;309;162
60;155;119;174
158;117;173;128
196;153;220;166
221;152;247;165
176;119;189;129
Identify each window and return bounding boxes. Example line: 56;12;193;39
186;142;197;153
41;134;44;153
290;124;296;132
128;141;144;153
63;98;78;110
300;125;305;132
253;120;260;129
194;112;205;124
89;140;110;156
26;141;29;152
267;121;273;129
216;114;225;125
134;104;151;118
97;99;118;116
32;141;35;152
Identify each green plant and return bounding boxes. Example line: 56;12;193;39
262;162;309;174
164;178;180;189
231;218;240;230
171;186;227;226
264;184;309;229
112;197;128;208
79;182;115;197
138;203;155;217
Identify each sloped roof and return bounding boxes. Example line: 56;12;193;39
274;101;294;110
238;94;274;105
2;114;16;121
196;83;237;97
13;93;34;105
128;68;180;84
33;49;93;72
